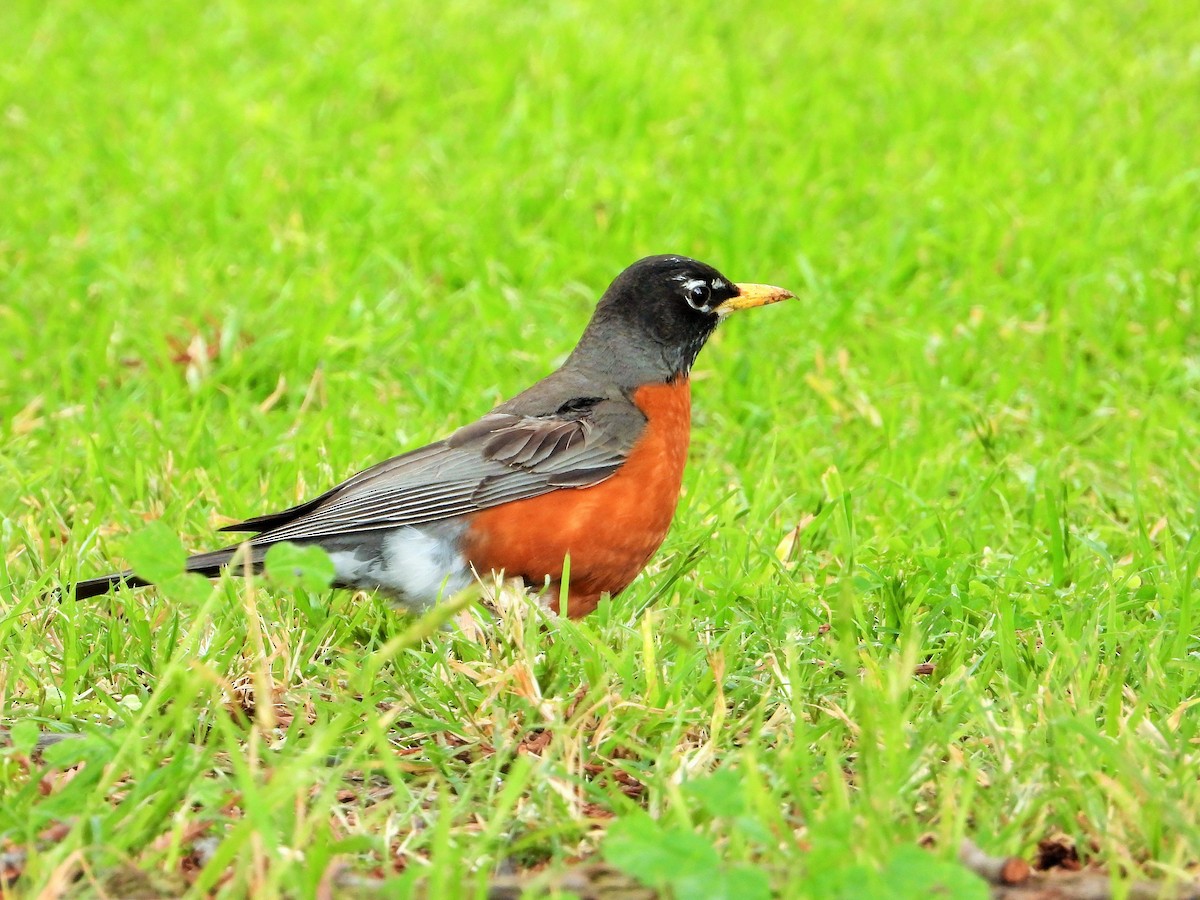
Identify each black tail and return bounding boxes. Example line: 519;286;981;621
64;546;266;599
70;570;152;599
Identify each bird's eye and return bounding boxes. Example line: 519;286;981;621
685;281;712;311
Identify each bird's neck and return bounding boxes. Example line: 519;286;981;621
564;316;711;389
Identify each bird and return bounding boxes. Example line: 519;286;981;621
67;255;793;617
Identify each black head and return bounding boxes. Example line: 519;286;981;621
565;255;793;386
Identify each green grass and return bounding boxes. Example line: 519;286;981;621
2;0;1199;895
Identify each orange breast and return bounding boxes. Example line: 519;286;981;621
462;379;691;617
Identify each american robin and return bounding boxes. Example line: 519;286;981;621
68;255;792;617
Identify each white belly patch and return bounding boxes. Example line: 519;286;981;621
326;522;471;613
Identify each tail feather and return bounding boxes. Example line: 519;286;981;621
65;545;268;599
70;570;151;599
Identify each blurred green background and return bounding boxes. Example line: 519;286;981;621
2;0;1198;895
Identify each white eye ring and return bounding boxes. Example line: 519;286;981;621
683;279;713;311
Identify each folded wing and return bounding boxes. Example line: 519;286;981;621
218;401;642;547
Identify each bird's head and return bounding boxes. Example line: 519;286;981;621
568;255;794;384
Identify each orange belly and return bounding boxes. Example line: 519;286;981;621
462;379;691;617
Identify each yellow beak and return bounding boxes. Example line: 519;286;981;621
719;283;795;318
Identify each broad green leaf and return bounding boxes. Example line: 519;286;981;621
264;542;336;593
7;720;42;755
683;767;746;819
121;520;187;584
806;847;990;900
881;846;988;899
42;733;115;769
603;813;720;888
160;572;214;606
724;865;772;900
675;865;772;900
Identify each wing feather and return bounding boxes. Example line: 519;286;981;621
225;400;643;547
